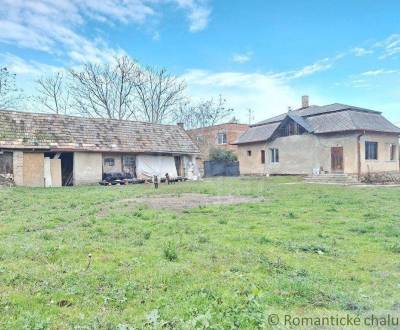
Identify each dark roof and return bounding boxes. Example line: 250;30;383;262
236;103;400;144
307;110;400;134
252;103;381;126
0;110;199;154
234;122;280;144
286;112;314;132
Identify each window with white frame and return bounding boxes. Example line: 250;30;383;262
217;132;227;145
270;148;279;163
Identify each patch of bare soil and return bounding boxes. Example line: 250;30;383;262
120;193;263;211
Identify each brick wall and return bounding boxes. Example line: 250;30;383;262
187;123;248;160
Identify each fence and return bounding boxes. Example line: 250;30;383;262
204;160;240;177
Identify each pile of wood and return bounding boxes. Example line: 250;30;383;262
0;174;15;187
361;172;400;184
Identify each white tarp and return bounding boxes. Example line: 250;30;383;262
136;155;177;179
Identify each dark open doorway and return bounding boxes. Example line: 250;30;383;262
60;153;74;186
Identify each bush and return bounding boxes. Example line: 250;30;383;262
209;148;237;161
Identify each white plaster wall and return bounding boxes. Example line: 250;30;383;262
102;153;122;173
237;142;267;175
266;133;359;175
238;133;360;175
73;152;103;185
360;133;399;173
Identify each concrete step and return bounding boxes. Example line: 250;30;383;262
304;173;360;185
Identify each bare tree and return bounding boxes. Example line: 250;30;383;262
173;95;234;129
0;67;24;109
69;56;141;120
36;72;70;114
135;67;186;123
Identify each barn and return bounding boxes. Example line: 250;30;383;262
0;110;200;187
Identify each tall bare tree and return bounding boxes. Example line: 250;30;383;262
36;72;70;114
69;56;141;120
174;95;234;129
0;67;24;110
135;67;186;123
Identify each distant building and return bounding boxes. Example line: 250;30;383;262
187;121;248;162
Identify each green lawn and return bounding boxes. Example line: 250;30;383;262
0;177;399;329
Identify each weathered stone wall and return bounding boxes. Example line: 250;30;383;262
13;151;24;186
73;152;102;185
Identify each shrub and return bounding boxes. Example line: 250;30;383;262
209;148;237;161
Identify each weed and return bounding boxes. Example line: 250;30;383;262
163;242;178;261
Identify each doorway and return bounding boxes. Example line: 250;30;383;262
60;153;74;186
331;147;344;172
174;156;182;176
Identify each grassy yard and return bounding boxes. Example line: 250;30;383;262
0;177;399;329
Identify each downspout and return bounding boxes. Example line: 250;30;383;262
357;131;365;181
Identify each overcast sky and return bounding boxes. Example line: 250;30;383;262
1;0;400;124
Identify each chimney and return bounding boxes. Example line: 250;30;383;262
302;95;309;108
177;122;184;129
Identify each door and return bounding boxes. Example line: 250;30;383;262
23;152;45;187
331;147;344;172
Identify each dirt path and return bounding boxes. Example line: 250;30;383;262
110;193;263;212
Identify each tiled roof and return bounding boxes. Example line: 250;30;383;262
236;103;400;145
0;110;199;154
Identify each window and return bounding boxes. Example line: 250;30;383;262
261;150;265;164
196;136;205;143
365;142;378;160
278;120;306;137
247;150;252;156
104;158;115;166
390;144;396;161
217;132;227;145
270;148;279;163
123;155;136;167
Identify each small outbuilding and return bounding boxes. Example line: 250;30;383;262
0;110;200;187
